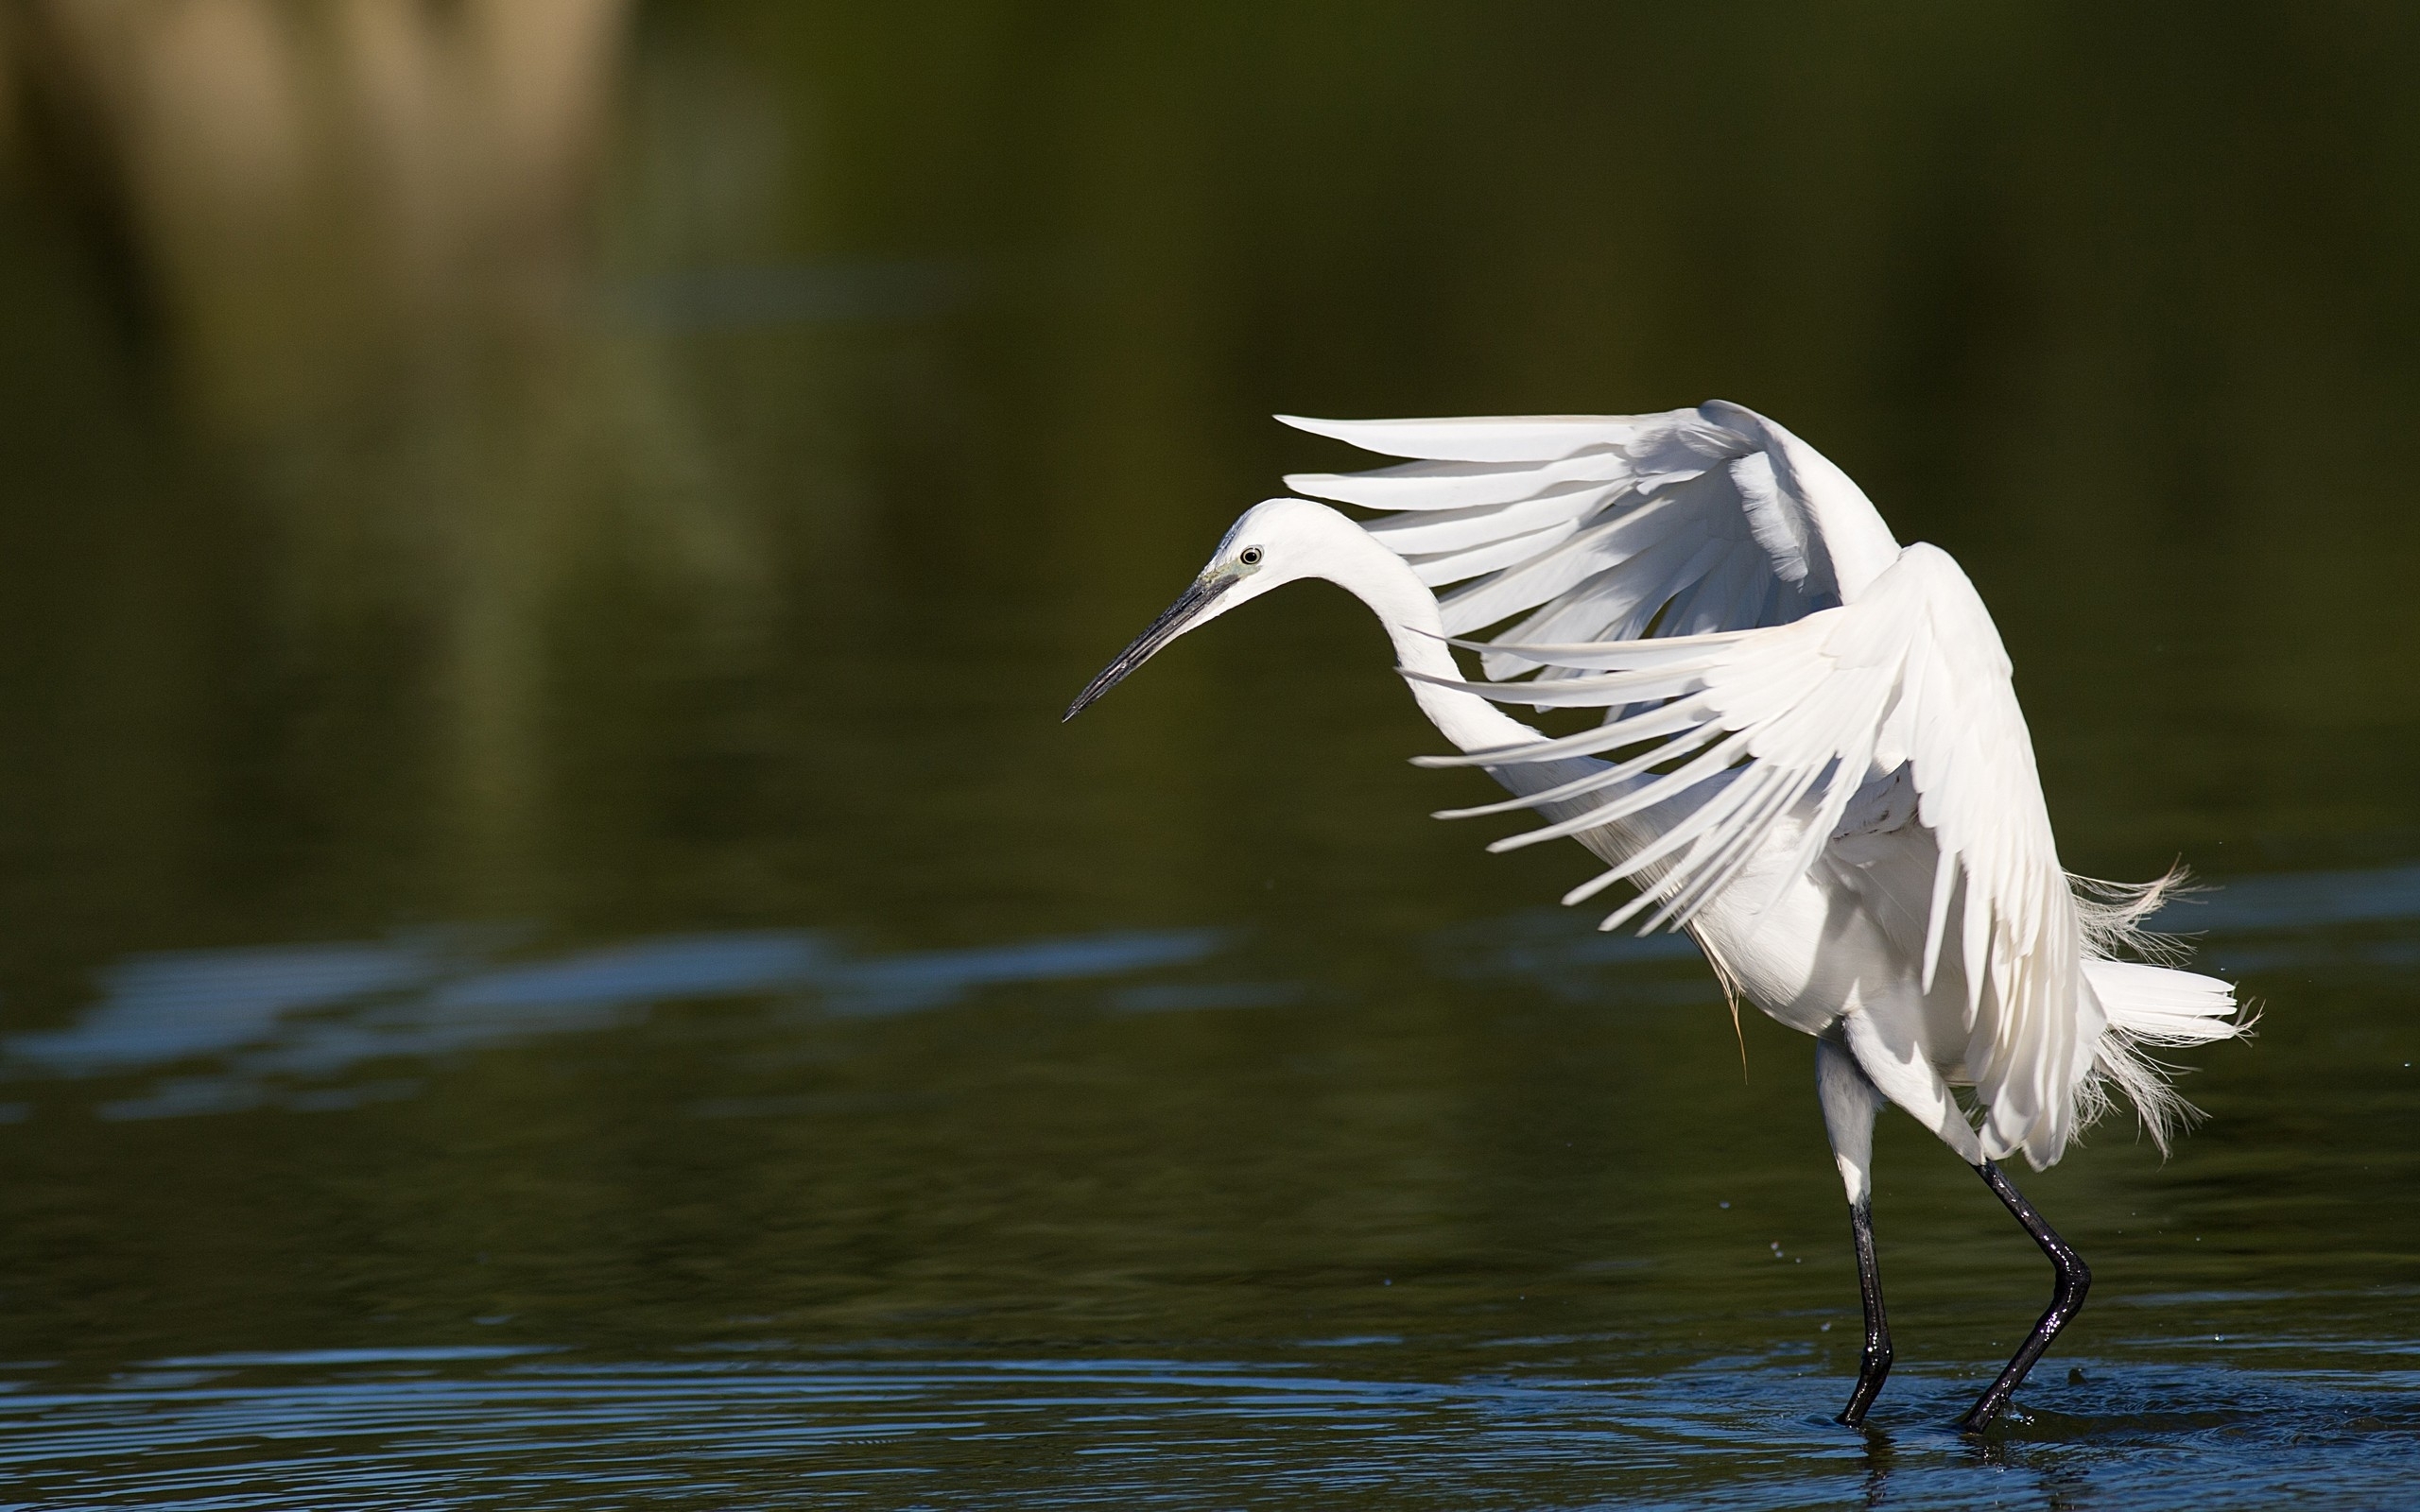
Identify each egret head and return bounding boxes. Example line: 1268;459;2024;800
1063;497;1362;720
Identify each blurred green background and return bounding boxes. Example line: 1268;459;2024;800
1;1;2412;963
0;4;2415;1504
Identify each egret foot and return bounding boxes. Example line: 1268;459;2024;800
1956;1160;2090;1434
1836;1196;1893;1425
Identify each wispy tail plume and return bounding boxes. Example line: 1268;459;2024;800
2068;865;2255;1155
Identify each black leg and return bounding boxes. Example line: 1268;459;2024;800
1956;1160;2090;1434
1837;1197;1893;1425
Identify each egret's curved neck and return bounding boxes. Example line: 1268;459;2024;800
1312;528;1547;756
1300;509;1658;863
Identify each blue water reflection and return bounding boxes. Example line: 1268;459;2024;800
8;863;2411;1123
3;1349;2414;1510
9;939;458;1077
2152;864;2420;934
2149;864;2420;974
4;928;1223;1121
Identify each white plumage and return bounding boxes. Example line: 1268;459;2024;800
1282;403;2239;1172
1066;400;2248;1433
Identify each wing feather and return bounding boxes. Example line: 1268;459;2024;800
1286;453;1631;510
1281;404;1902;676
1362;484;1619;554
1440;490;1707;636
1406;519;1583;588
1275;413;1649;463
1407;542;2093;1167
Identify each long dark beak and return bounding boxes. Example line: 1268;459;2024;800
1063;573;1236;721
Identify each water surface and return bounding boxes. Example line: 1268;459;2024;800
1;4;2417;1506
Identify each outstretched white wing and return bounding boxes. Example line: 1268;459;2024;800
1280;403;1904;693
1414;542;2090;1163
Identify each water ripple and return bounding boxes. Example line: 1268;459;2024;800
0;1351;2414;1510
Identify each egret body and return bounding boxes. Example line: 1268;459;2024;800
1065;403;2244;1432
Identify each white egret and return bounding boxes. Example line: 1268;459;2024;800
1064;402;2245;1432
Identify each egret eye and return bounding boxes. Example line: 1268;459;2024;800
1239;546;1264;567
